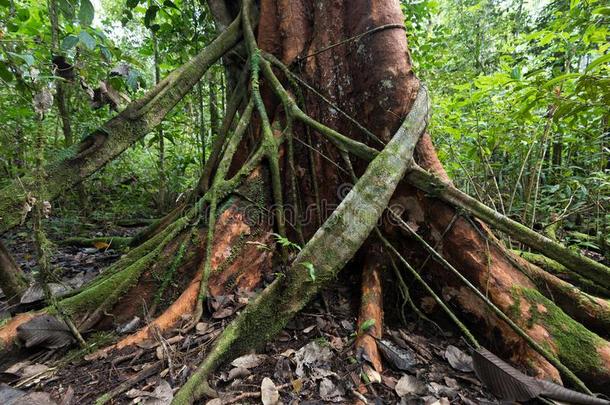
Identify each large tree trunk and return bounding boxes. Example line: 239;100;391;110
2;1;610;403
251;0;610;391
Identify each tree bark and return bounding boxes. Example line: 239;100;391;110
0;240;26;303
2;0;610;400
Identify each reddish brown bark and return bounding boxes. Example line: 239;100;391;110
356;247;384;372
255;0;610;392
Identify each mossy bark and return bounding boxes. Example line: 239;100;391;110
405;166;610;290
0;240;27;303
171;74;430;404
512;249;610;298
61;236;132;250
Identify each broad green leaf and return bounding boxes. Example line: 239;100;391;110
144;5;159;28
79;30;96;50
360;319;375;333
61;34;79;50
8;52;35;66
586;53;610;72
163;0;178;9
544;73;580;88
301;262;316;281
0;62;13;82
0;0;10;7
79;0;94;26
17;8;29;21
58;0;75;19
100;46;112;61
592;7;610;15
126;0;140;9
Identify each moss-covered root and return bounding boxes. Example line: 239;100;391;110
172;83;430;405
511;286;610;394
61;236;132;250
405;165;610;290
510;252;610;337
512;249;610;298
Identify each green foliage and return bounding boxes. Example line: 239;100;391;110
301;262;316;282
403;0;609;236
0;0;224;220
359;318;375;333
272;233;302;251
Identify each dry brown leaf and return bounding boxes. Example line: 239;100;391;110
261;377;279;405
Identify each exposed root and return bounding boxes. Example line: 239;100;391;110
510;253;610;337
0;312;39;351
512;249;610;298
171;52;429;402
405;165;610;290
61;236;132;250
116;272;201;350
388;209;593;393
356;248;384;372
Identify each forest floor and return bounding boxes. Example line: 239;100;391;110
0;217;530;405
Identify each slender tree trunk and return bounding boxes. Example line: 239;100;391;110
152;30;167;212
208;71;220;142
0;20;241;235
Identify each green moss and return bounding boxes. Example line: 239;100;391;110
59;259;143;315
0;317;10;329
152;239;188;308
515;286;604;374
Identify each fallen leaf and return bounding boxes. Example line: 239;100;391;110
428;382;457;399
319;377;345;401
445;345;473;373
211;307;234;319
20;283;70;304
226;367;250;381
195;322;209;335
17;315;74;349
294;341;333;378
395;374;426;397
156;346;165;360
205;399;222;405
427;398;450;405
92;241;110;250
231;354;267;369
19;364;50;379
377;338;419;372
291;378;303;393
362;364;381;384
11;391;57;405
142;380;173;405
261;377;279;405
0;383;25;404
